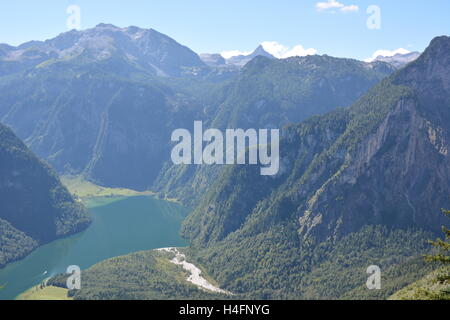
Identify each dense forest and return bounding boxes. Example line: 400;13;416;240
176;36;450;299
48;250;229;300
0;122;91;268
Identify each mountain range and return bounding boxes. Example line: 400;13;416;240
155;54;396;205
0;23;207;77
373;51;421;69
177;36;450;298
0;23;448;300
225;45;276;67
0;24;395;193
65;34;450;300
200;45;275;68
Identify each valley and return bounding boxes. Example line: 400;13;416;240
0;20;449;301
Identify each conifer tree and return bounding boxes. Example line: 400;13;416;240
426;209;450;265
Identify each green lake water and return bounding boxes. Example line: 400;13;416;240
0;196;189;300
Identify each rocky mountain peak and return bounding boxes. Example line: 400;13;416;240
395;36;450;101
252;45;275;58
374;51;421;69
95;23;120;29
0;23;206;77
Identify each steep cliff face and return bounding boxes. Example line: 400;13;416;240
175;36;450;299
155;55;395;205
0;25;211;191
0;123;91;268
184;36;450;246
299;36;450;241
300;95;450;241
0;26;394;193
0;69;205;190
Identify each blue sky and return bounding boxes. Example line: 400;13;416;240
0;0;449;60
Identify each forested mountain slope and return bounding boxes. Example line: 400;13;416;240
0;24;217;190
0;25;394;193
177;36;450;298
390;266;450;300
49;249;229;300
56;36;450;300
154;55;395;205
0;123;91;268
0;60;210;190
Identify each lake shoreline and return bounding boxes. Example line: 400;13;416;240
62;175;183;206
1;195;189;300
17;247;229;300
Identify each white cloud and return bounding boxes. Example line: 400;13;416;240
364;48;411;62
316;0;344;10
340;4;359;12
221;50;252;59
316;0;359;13
261;41;317;58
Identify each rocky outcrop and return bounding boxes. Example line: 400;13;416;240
298;36;450;241
184;36;450;246
0;24;207;77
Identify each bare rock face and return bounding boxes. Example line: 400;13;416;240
298;36;450;241
183;36;450;246
0;24;207;77
373;52;421;69
156;54;395;207
0;25;208;190
300;96;450;241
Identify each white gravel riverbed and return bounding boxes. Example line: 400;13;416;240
156;247;232;295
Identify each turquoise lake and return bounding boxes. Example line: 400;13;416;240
0;196;189;300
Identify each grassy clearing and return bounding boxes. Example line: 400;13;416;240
61;175;154;199
61;175;182;207
17;285;72;300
